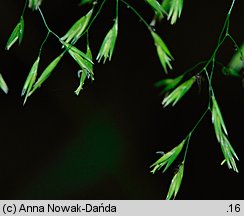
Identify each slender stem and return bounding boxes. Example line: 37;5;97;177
21;0;28;17
226;17;230;35
84;0;107;34
182;108;209;163
116;0;119;19
183;134;191;162
38;32;50;57
181;0;237;168
183;108;209;162
204;68;210;85
120;0;152;30
204;68;214;108
190;108;209;135
199;37;226;75
37;7;50;31
198;0;236;77
218;15;229;44
37;7;61;40
228;0;236;15
182;61;208;76
227;34;242;57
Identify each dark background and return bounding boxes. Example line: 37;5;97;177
0;0;243;199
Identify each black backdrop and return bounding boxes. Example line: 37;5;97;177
0;0;243;199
